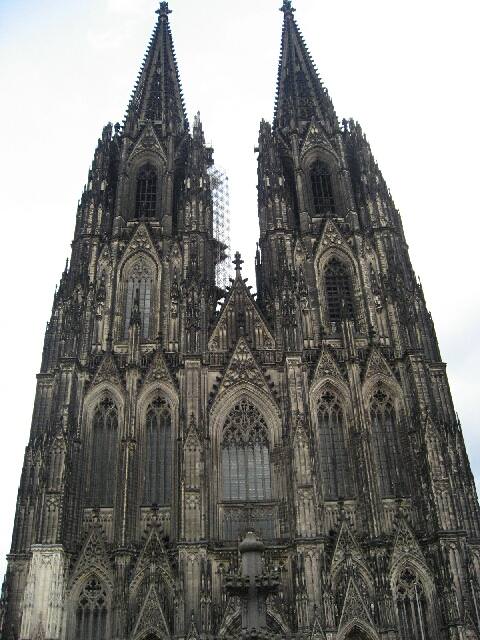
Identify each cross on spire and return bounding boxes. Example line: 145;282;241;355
280;0;296;15
156;1;172;18
233;251;244;276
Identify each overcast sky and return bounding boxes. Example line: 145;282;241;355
0;0;479;579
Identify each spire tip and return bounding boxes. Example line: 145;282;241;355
280;0;295;15
156;1;172;18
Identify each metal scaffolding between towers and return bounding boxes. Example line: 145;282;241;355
209;165;232;291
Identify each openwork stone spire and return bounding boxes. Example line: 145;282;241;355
274;0;337;131
124;1;188;135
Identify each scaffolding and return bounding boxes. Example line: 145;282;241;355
209;165;232;291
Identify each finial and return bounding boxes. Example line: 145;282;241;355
280;0;295;15
233;252;244;276
156;1;172;18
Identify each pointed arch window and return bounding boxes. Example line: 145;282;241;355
124;259;154;339
317;390;352;500
371;387;403;497
324;258;355;325
143;398;172;506
135;164;157;218
310;160;336;216
88;398;118;508
75;578;108;640
396;568;430;640
221;400;273;539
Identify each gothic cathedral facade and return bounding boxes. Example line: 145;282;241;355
2;2;480;639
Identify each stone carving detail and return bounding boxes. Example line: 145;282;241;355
312;347;344;382
219;338;269;394
363;347;394;381
132;584;171;638
91;353;122;387
144;349;176;387
338;578;374;633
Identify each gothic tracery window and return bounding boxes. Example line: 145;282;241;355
143;398;172;506
370;387;402;497
221;400;273;539
123;259;154;339
396;568;430;640
88;398;118;507
324;257;355;325
310;159;336;216
75;578;108;640
135;163;157;218
317;390;352;500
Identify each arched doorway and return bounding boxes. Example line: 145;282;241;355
345;629;370;640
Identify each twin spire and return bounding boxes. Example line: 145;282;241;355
275;0;337;131
124;1;336;136
124;1;187;136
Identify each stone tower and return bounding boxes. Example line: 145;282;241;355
2;1;480;639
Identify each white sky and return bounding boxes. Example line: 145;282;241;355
0;0;479;579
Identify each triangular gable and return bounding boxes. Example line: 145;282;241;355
331;521;364;576
71;526;112;586
132;584;170;639
144;349;177;389
363;347;396;382
92;352;122;388
209;278;275;352
133;527;174;589
312;346;344;383
185;614;200;640
301;119;335;158
338;578;374;633
310;616;327;640
121;223;158;264
129;121;167;162
390;519;426;571
316;219;351;257
216;338;270;396
184;413;202;447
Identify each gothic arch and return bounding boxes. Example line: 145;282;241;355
125;149;167;220
301;147;341;218
314;244;365;334
309;380;356;501
82;382;125;432
135;384;178;509
66;572;113;640
389;560;438;640
337;620;379;640
210;385;281;541
116;251;159;341
210;384;281;450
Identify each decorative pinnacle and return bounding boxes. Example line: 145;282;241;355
280;0;295;15
233;252;244;275
156;1;172;18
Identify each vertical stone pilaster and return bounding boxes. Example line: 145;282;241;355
20;545;66;640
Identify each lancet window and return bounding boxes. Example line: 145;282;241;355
370;387;402;497
310;159;336;215
396;568;430;640
143;398;172;506
88;398;118;508
135;163;157;218
317;389;352;500
75;578;108;640
221;400;273;539
123;259;154;339
324;257;355;325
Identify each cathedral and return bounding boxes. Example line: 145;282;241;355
2;1;480;639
